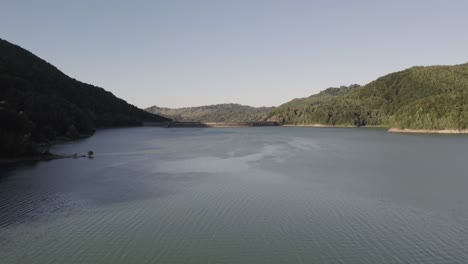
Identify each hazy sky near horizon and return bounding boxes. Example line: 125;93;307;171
2;0;468;108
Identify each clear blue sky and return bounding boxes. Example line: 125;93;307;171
2;0;468;108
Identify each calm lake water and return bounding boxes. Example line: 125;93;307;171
1;127;468;263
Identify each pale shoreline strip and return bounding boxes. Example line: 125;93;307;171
282;124;385;128
282;124;353;128
388;128;468;134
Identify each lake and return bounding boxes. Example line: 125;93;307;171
1;127;468;263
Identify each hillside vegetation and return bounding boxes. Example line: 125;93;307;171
269;64;468;129
146;104;275;122
0;38;169;158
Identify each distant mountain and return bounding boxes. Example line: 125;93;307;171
146;103;275;122
268;64;468;130
0;38;169;157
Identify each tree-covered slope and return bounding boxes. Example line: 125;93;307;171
269;64;468;129
390;92;467;130
146;103;275;122
0;38;169;157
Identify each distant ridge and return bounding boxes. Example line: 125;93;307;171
268;64;468;130
0;38;169;157
146;103;275;122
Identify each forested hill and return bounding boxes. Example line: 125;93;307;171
268;64;468;130
146;104;275;122
0;38;169;157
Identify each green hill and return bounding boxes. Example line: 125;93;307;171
278;84;361;109
0;38;169;158
146;104;275;122
269;64;468;129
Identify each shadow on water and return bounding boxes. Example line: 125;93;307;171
0;161;41;181
0;127;228;229
0;155;207;229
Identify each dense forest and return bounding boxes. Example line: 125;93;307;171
2;39;467;158
0;38;169;158
146;104;275;122
268;64;468;130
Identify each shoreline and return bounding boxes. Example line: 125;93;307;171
0;154;67;164
143;121;280;128
282;124;347;128
282;124;386;128
0;153;93;164
1;123;160;164
388;128;468;134
144;122;389;129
